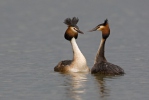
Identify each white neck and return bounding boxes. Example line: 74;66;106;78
94;38;106;64
70;38;88;72
70;38;86;61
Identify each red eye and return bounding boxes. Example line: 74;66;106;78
74;28;77;30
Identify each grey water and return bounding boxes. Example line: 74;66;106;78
0;0;149;100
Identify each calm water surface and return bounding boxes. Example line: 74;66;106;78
0;0;149;100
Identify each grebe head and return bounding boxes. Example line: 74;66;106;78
89;19;110;39
64;17;84;41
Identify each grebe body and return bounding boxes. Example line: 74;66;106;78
89;19;124;75
54;17;90;73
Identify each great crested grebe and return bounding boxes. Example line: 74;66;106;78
54;17;90;73
89;19;124;75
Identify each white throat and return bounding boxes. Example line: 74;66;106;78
70;38;88;72
71;38;86;61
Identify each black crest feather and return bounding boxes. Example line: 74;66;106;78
64;17;79;27
103;19;108;25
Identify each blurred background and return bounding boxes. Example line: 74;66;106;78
0;0;149;100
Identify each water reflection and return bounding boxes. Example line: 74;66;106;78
60;72;123;100
93;75;123;99
62;72;88;100
93;75;110;99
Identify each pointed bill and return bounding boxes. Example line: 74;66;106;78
88;25;99;32
77;29;84;34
